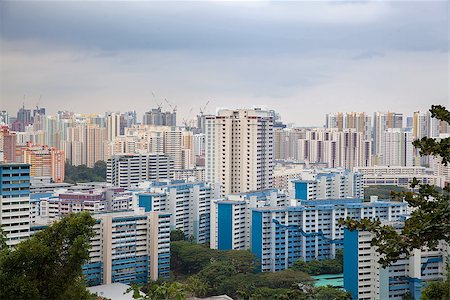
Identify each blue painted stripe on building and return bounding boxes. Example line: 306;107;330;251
217;202;233;250
294;181;308;200
138;194;153;212
251;210;263;271
343;228;359;300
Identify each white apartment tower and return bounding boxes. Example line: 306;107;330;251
107;153;173;188
205;108;273;195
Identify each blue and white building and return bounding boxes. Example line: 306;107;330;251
288;168;364;200
251;197;408;272
82;209;171;286
0;163;31;246
137;180;219;244
210;189;289;250
344;223;449;300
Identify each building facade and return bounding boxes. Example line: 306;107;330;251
205;108;274;195
107;153;173;189
0;163;31;247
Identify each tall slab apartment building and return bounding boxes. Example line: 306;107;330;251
205;108;273;196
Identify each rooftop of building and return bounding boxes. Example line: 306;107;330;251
88;283;145;300
312;273;344;288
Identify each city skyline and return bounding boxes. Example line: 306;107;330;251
1;1;448;126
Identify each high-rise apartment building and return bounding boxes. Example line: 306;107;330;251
106;112;121;142
373;112;403;161
108;125;183;169
381;128;413;167
137;180;219;244
325;112;372;140
288;168;364;200
344;223;449;300
107;153;173;188
64;124;107;167
205;108;273;195
22;143;65;182
297;129;372;169
0;126;17;163
251;197;407;272
0;163;31;247
142;108;176;126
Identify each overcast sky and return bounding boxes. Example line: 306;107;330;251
0;1;448;126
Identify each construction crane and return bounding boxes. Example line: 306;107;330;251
182;108;194;128
152;91;163;110
164;98;177;113
199;100;210;116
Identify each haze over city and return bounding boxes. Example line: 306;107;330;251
1;2;449;300
1;1;448;125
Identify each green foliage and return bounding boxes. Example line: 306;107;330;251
65;160;107;183
185;275;208;298
309;286;352;300
364;185;409;201
255;269;314;289
171;241;217;275
413;105;450;165
127;282;187;300
170;229;187;242
291;250;343;275
0;212;96;300
420;268;450;300
340;105;450;267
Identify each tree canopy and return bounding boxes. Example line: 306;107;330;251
0;212;96;300
341;105;450;267
291;250;343;275
161;240;349;300
65;160;107;184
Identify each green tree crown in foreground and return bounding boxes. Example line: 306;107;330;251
340;105;450;267
0;212;96;300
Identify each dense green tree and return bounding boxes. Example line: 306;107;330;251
420;270;450;300
364;185;409;201
127;282;187;300
0;212;96;300
221;249;259;274
170;229;187;242
291;250;343;275
341;105;450;267
170;241;217;275
256;269;314;289
309;286;352;300
185;275;208;298
65;160;107;183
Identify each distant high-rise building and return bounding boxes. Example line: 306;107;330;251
0;110;9;125
325;112;372;140
142;108;176;126
373;112;403;160
106;112;121;142
123;110;137;128
381;128;414;167
413;110;441;140
0;126;17;163
12;105;32;132
107;153;173;188
297;129;372;169
205;108;273;195
64;124;107;167
21;143;65;182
